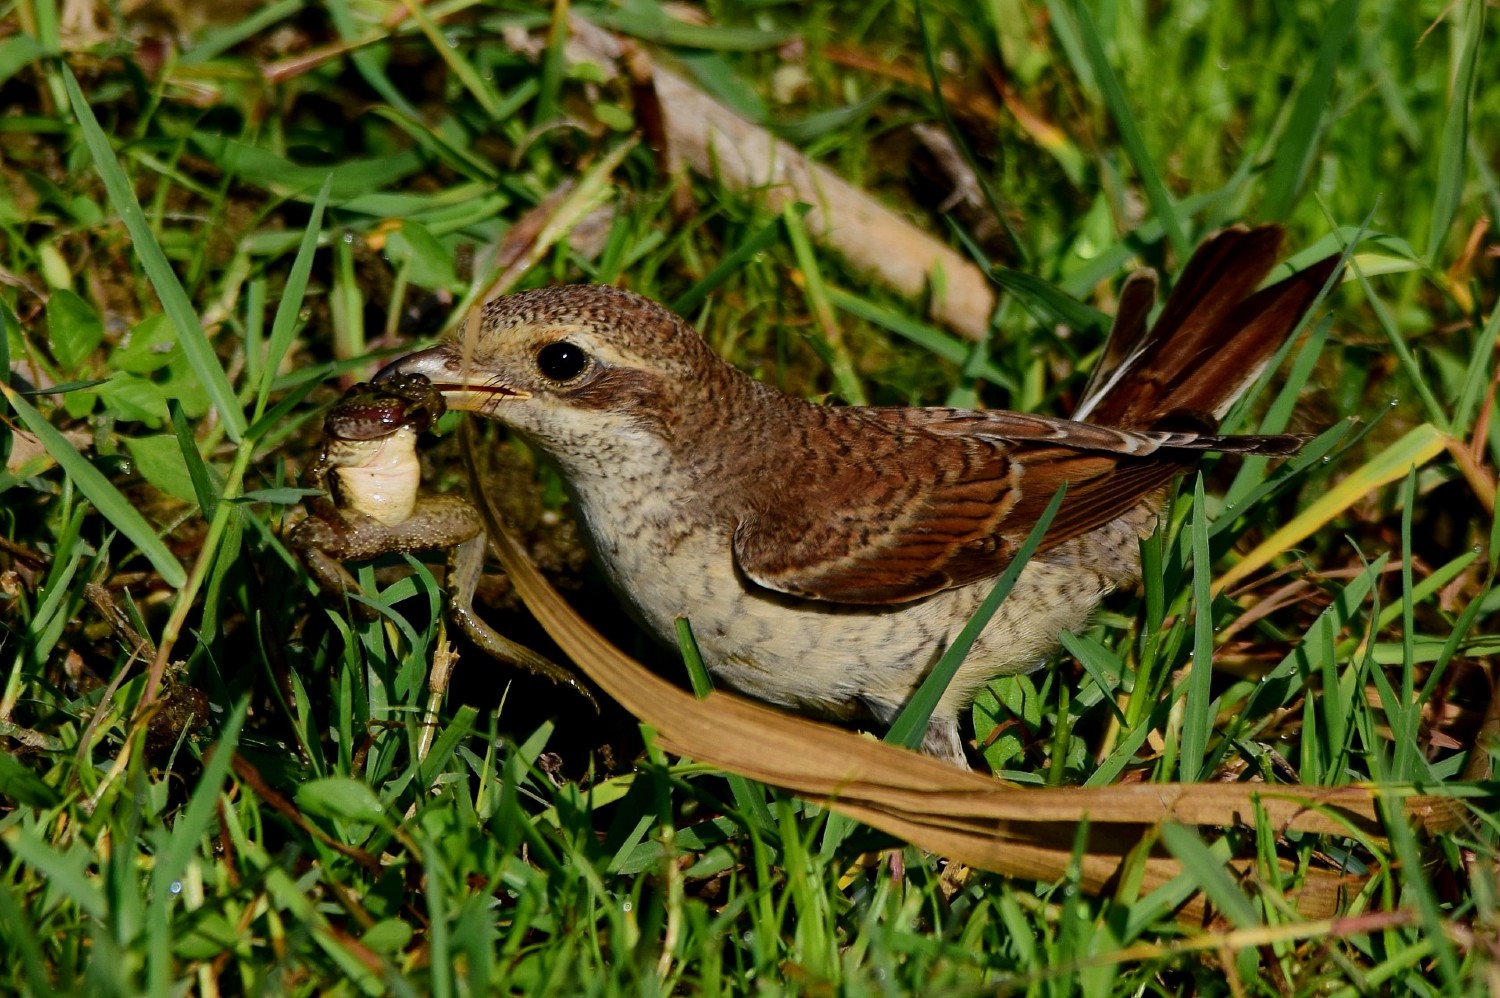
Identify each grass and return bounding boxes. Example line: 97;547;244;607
1;0;1498;993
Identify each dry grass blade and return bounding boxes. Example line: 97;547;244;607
458;413;1460;924
561;16;996;340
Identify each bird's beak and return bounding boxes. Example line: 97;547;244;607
376;346;531;411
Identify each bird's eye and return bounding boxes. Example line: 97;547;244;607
536;341;589;382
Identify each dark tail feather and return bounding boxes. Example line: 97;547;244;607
1164;431;1311;456
1077;225;1340;433
1079;267;1156;404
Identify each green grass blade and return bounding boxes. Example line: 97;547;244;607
535;0;569;125
423;839;454;998
1260;0;1358;220
1216;424;1444;595
825;287;1012;389
915;0;1029;265
675;618;777;831
368;108;500;184
1222;314;1332;508
675;617;714;698
1180;476;1215;781
1215;421;1361;542
1350;260;1449;432
255;177;331;423
0;297;9;398
60;66;246;443
169;400;216;519
1068;0;1187;259
1394;467;1418;778
1158;824;1259;928
1308;589;1343;785
1213;555;1387;766
1472;130;1500;224
157;701;248;888
782;203;867;405
1;385;186;588
1378;789;1463;987
1058;630;1126;724
5;829;108;922
17;542;82;704
1425;0;1486;262
887;484;1066;750
0;881;54;997
324;0;420;118
1043;0;1094;95
990;267;1109;334
403;0;506;120
1451;280;1500;436
1055;190;1224;298
194;136;421;201
589;2;790;50
178;0;304;65
148;700;248;994
671;216;783;316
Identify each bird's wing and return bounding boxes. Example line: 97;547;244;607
731;408;1238;605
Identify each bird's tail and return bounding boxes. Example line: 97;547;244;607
1074;225;1340;447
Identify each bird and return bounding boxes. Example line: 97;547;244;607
381;225;1339;766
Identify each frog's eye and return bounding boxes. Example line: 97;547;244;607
536;340;589;383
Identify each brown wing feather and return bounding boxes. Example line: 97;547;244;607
733;413;1020;603
732;230;1339;606
733;410;1187;604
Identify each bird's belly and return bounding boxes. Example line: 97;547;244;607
693;557;1115;719
596;517;1138;724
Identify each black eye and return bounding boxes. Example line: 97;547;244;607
536;341;589;382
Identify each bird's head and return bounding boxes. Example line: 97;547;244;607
380;285;731;462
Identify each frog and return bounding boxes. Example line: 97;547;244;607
290;372;594;705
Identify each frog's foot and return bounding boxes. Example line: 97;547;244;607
447;534;598;710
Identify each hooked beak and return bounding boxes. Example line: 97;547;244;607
376;346;531;411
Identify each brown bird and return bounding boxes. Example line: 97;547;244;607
383;225;1338;765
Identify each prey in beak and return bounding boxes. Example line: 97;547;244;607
376;343;532;412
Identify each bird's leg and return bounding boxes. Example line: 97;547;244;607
919;717;972;770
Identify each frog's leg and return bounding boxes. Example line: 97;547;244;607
288;512;368;606
446;532;598;710
290;493;481;611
